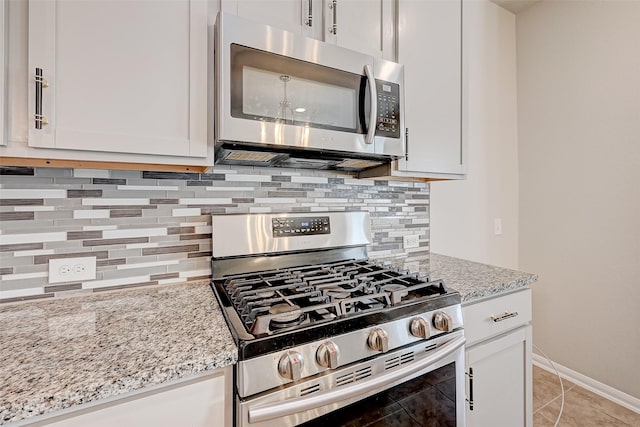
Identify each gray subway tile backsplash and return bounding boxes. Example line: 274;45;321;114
0;166;430;302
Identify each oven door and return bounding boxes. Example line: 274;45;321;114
238;331;466;427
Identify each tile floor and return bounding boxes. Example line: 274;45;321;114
533;365;640;426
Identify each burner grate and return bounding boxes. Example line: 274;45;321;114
214;258;447;336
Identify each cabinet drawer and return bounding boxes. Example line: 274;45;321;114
463;289;531;346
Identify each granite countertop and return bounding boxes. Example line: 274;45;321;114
0;281;237;425
429;253;539;303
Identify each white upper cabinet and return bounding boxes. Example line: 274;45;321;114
221;0;323;39
322;0;391;60
1;0;6;146
221;1;390;59
396;0;464;177
27;0;208;158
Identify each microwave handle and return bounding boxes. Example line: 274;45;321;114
364;65;377;144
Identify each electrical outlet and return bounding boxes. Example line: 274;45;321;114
403;235;420;249
49;257;96;284
494;218;503;235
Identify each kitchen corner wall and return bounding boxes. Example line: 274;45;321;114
430;0;519;270
0;166;430;303
518;1;640;400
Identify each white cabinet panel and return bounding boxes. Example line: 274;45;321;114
27;0;207;158
31;370;230;427
463;288;533;427
1;0;5;146
397;0;463;176
222;0;322;39
466;326;532;427
323;0;386;59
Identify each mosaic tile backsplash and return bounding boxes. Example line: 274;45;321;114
0;166;430;303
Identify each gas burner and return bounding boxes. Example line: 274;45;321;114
255;290;276;299
269;303;301;319
268;303;306;329
324;287;352;300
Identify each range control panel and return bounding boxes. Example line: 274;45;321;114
374;79;401;138
272;216;331;237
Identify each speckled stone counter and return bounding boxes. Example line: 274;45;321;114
429;253;538;303
0;281;237;425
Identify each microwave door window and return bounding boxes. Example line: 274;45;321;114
230;44;366;134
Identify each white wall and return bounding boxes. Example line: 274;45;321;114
430;0;519;270
518;1;640;399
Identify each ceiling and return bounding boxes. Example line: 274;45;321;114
491;0;542;14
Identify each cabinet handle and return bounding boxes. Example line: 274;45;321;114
491;311;519;322
305;0;313;27
466;367;474;411
328;0;337;34
34;68;49;129
405;128;409;161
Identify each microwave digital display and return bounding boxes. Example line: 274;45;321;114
375;80;401;138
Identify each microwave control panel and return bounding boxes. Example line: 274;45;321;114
375;80;401;138
272;216;331;237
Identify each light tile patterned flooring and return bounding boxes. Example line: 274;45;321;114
533;365;640;426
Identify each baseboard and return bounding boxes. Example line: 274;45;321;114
532;353;640;414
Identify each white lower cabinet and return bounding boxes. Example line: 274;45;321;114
463;289;533;427
25;368;231;427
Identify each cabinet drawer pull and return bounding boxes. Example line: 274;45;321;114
328;0;337;34
491;311;519;322
466;367;474;411
305;0;313;27
34;68;49;129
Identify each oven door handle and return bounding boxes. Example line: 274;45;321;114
248;335;466;424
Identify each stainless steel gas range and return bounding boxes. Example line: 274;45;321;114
210;212;466;427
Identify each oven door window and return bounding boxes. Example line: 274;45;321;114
230;44;369;133
298;362;457;427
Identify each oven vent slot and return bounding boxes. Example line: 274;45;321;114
299;384;320;396
384;351;415;371
424;343;438;353
400;351;415;364
335;367;372;387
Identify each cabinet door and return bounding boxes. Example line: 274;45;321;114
322;0;389;59
27;0;207;158
222;0;322;39
1;0;6;146
397;0;463;175
466;325;533;427
42;371;230;427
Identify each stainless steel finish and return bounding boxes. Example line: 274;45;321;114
316;341;339;369
433;311;453;332
405;127;409;161
34;68;47;129
278;351;305;381
215;12;405;166
212;246;368;279
238;331;466;427
328;0;337;34
409;316;430;339
235;303;463;397
466;367;474;411
491;311;519;322
305;0;313;26
367;327;389;353
364;64;377;145
211;212;371;259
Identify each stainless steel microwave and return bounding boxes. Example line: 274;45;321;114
214;12;405;171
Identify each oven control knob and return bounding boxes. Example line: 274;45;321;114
410;317;431;339
316;341;340;369
368;327;389;353
278;351;304;381
432;311;454;332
